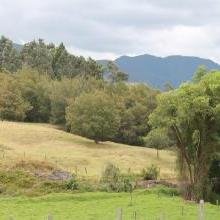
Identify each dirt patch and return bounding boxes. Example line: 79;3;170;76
35;170;72;181
14;160;72;181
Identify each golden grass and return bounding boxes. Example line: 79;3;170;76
0;121;176;178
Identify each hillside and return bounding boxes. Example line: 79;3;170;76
98;54;220;87
0;121;176;178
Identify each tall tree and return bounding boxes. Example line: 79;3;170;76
107;61;128;83
0;36;21;72
17;68;51;122
21;39;53;76
149;71;220;200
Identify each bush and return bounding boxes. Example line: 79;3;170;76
66;175;78;190
141;164;160;180
100;163;134;192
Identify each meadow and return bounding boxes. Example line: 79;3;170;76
2;121;218;219
0;121;176;178
0;188;219;220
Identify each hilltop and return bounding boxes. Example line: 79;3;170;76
98;54;220;87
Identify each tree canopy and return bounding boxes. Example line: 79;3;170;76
66;90;120;143
149;71;220;200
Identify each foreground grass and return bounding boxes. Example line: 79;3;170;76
0;121;176;178
0;189;219;220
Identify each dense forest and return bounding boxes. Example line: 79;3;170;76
1;35;220;202
0;36;158;146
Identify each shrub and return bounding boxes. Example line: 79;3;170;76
141;164;160;180
66;175;78;190
100;163;134;192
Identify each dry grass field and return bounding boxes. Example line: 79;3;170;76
0;121;176;178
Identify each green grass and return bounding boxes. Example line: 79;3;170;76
0;189;219;220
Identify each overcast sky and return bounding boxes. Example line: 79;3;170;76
1;0;220;62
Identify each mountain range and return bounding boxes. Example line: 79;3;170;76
12;43;220;88
98;54;220;88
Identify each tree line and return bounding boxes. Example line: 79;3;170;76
0;36;158;145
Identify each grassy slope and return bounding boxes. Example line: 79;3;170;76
0;189;219;220
0;121;176;178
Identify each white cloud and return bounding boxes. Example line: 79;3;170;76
0;0;220;61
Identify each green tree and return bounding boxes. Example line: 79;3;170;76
50;76;105;124
149;71;220;201
107;83;158;145
144;128;172;158
0;36;21;72
17;68;51;122
0;72;30;121
66;90;120;143
21;39;53;76
107;61;128;83
51;44;103;80
193;65;209;83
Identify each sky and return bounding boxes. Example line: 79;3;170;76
0;0;220;62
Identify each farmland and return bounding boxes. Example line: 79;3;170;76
0;188;219;220
0;121;176;178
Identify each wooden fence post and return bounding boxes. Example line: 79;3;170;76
181;206;184;216
198;199;205;220
116;208;122;220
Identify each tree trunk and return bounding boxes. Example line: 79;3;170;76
157;148;159;159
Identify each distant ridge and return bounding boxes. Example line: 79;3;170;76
98;54;220;87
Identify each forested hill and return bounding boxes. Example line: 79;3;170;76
98;54;220;87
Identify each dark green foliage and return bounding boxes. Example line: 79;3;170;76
17;68;51;122
66;90;120;143
209;156;220;195
0;72;30;121
108;83;158;145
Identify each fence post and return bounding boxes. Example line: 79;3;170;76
198;200;205;220
116;208;122;220
133;211;137;220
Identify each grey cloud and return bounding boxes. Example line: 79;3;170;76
0;0;220;61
